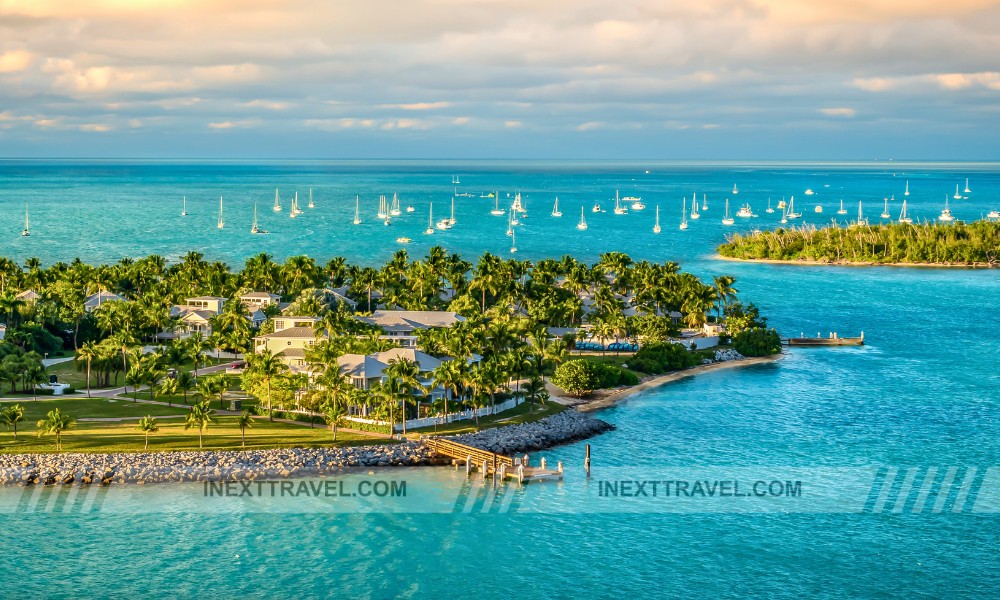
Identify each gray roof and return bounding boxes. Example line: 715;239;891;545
259;326;316;339
276;347;306;358
356;310;465;332
241;291;280;300
85;291;125;308
337;354;388;379
372;347;442;372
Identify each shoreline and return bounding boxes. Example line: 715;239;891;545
575;354;783;413
714;254;996;269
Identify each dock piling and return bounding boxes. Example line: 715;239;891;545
466;454;472;478
585;444;591;477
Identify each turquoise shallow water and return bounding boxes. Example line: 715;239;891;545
1;161;998;598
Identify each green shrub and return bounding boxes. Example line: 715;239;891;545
732;328;782;357
628;342;699;374
552;360;638;397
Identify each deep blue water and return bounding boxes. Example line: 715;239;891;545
1;161;998;599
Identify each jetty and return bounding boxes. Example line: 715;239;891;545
423;437;564;483
785;331;864;346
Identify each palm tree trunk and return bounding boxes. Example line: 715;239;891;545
86;360;92;398
144;433;149;450
198;429;203;449
241;428;245;448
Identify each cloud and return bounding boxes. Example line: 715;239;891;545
452;116;470;125
243;99;290;110
382;101;452;110
504;120;523;128
208;119;259;129
819;107;857;117
0;50;33;73
79;123;112;132
575;121;604;131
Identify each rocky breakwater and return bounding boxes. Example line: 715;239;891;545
0;443;443;486
447;410;614;456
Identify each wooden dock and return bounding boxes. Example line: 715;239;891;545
422;437;564;483
785;331;864;346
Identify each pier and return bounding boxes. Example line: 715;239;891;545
422;437;564;483
785;331;864;346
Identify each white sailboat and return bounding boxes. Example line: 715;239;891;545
425;203;434;235
780;202;788;225
290;192;302;218
308;188;315;209
702;194;707;211
511;193;525;213
377;195;388;219
786;196;801;219
273;188;282;212
964;178;971;194
679;198;688;230
814;205;823;214
690;196;700;220
551;197;563;217
250;203;268;234
436;199;453;230
880;198;891;219
732;183;739;194
449;197;456;225
777;198;786;210
953;184;962;200
938;195;954;222
490;195;505;216
613;190;628;215
904;180;910;196
181;196;188;216
510;227;517;253
837;199;847;215
389;193;402;217
653;205;661;234
577;206;588;231
353;195;362;225
853;201;866;227
722;199;735;225
987;209;1000;221
765;198;774;214
21;203;29;236
898;199;912;224
506;210;514;236
217;196;225;229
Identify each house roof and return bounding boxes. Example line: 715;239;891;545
356;310;465;332
337;354;388;379
259;326;316;339
85;291;125;308
14;289;39;301
241;291;280;300
372;347;443;372
186;296;226;302
180;310;215;324
276;347;307;358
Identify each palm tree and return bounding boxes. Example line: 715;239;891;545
197;375;228;410
247;349;286;420
136;415;158;450
159;377;178;405
1;404;25;439
184;401;217;449
76;341;100;397
523;375;549;414
176;371;195;404
321;400;344;441
712;275;739;319
125;367;144;402
36;408;76;451
383;358;425;435
236;410;255;448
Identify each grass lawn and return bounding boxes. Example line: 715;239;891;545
410;399;566;436
0;416;390;454
0;397;192;422
42;355;231;392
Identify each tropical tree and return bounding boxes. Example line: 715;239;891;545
236;409;255;448
523;375;549;414
176;371;195;404
321;399;344;442
1;404;25;439
136;415;158;450
159;377;179;405
76;341;100;397
197;374;228;410
36;408;76;451
246;350;286;420
184;401;217;449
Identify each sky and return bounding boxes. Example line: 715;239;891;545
1;0;999;160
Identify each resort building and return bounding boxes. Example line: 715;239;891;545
158;296;227;339
353;310;465;348
84;291;126;313
337;347;456;402
253;316;321;370
240;291;281;312
14;289;40;304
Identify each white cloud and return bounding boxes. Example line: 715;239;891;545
208;119;259;129
382;101;452;110
819;107;856;117
0;50;33;73
79;123;112;132
575;121;603;131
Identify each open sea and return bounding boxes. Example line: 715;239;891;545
1;160;998;599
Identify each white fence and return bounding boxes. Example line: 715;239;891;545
341;396;523;432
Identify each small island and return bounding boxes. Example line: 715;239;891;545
717;220;999;267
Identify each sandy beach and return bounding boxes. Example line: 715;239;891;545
573;354;784;413
714;254;995;269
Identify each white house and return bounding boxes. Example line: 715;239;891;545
84;291;125;313
353;310;465;348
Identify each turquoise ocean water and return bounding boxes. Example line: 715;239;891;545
1;161;998;598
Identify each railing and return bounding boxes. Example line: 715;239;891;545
423;438;513;470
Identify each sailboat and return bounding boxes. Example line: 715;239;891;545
389;193;402;217
448;197;456;225
551;197;563;217
690;196;700;220
436;199;453;230
377;195;388;219
780;202;788;225
679;198;688;230
898;199;912;224
181;196;188;216
722;199;734;225
308;188;315;209
592;202;602;213
510;193;525;214
964;178;971;194
425;203;434;235
506;210;514;236
938;195;954;222
777;198;786;210
732;183;739;194
736;203;755;218
273;188;282;212
217;196;225;229
880;198;891;219
451;175;461;185
786;196;801;219
510;228;517;253
613;190;628;215
765;198;774;214
290;192;302;218
702;194;707;211
577;206;588;231
490;195;505;216
21;203;29;236
653;205;661;234
250;203;268;234
353;195;362;225
953;184;962;200
837;199;848;215
904;181;910;196
853;201;866;227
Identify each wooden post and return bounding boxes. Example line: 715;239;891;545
585;444;591;477
523;454;530;467
481;460;488;479
557;461;563;475
540;457;547;470
517;464;525;484
466;454;472;478
499;463;507;481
